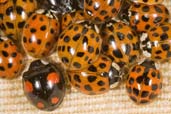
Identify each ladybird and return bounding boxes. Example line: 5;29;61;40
22;9;60;58
126;59;162;104
129;3;170;33
131;0;163;4
57;22;102;71
0;0;37;41
0;36;24;79
23;60;66;111
84;0;124;23
101;21;140;68
68;54;122;95
61;10;85;31
140;22;171;61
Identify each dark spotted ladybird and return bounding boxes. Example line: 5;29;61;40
140;22;171;61
101;21;140;68
129;2;170;33
0;0;37;41
68;54;122;95
126;59;162;104
0;36;24;79
22;9;60;58
57;22;102;71
84;0;124;23
23;60;66;111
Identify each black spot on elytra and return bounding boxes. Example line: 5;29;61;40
0;66;5;71
74;74;81;83
161;44;170;51
88;65;97;72
152;33;159;37
153;16;162;24
87;76;97;82
6;7;13;16
152;84;158;91
16;6;24;15
161;26;169;32
141;91;149;98
117;32;125;40
6;22;14;29
62;57;69;63
40;25;46;31
97;81;105;86
100;10;107;16
37;39;41;45
73;62;81;68
99;63;106;69
142;15;149;22
30;28;36;33
151;71;156;77
136;76;143;83
11;52;17;57
154;5;163;13
127;33;133;40
84;85;92;91
73;34;81;41
2;51;9;57
129;77;134;85
160;33;168;40
76;52;84;57
64;36;70;42
133;88;139;96
113;49;123;58
142;5;150;12
144;77;151;85
88;46;94;53
18;21;25;28
8;63;13;68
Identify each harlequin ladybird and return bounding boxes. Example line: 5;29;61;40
68;54;122;95
0;0;37;41
131;0;163;4
129;3;170;33
23;60;66;111
84;0;124;23
126;59;162;104
0;36;24;79
22;9;60;58
101;21;140;68
57;22;102;71
61;10;85;31
141;22;171;61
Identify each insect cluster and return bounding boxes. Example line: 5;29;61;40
0;0;170;111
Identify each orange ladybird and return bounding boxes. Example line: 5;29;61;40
68;54;122;95
22;9;60;58
0;0;37;41
129;3;170;33
0;36;24;79
126;59;162;104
